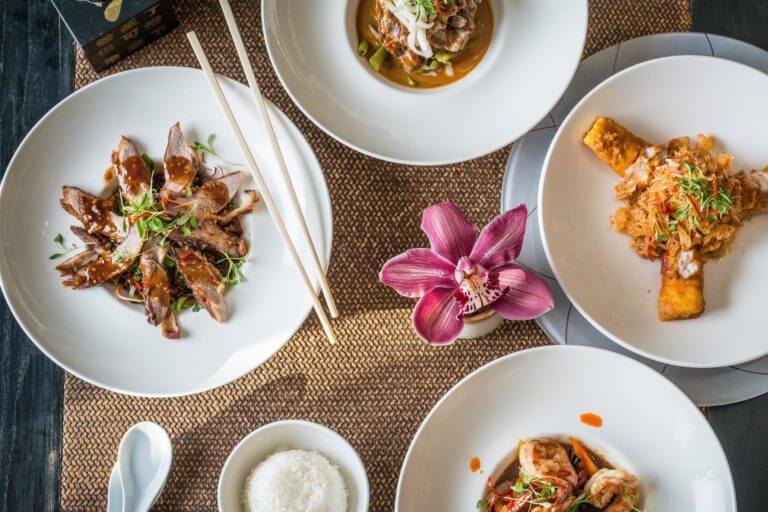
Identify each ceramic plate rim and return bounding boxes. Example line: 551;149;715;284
394;344;737;510
538;54;768;369
260;0;588;166
0;66;333;398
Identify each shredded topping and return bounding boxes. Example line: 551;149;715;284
382;0;436;57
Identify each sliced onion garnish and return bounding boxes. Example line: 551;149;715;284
114;284;144;303
383;0;435;58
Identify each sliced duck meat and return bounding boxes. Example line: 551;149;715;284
429;0;478;53
175;246;227;322
209;190;259;224
55;249;100;277
60;186;126;239
161;313;180;339
168;220;247;258
60;225;144;289
112;136;152;204
69;225;110;255
166;171;245;220
162;122;198;196
139;238;172;327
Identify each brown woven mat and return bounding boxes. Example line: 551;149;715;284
62;1;691;510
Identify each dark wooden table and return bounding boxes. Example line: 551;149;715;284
1;1;766;510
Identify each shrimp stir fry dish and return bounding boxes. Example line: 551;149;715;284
478;438;642;512
53;123;259;339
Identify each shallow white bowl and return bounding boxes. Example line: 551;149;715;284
396;345;735;511
218;420;369;512
0;67;332;396
262;0;588;165
540;55;768;368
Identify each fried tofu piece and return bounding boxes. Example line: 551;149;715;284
583;117;648;177
658;252;705;321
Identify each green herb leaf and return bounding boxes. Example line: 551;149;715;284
54;233;65;247
192;133;240;165
409;0;436;19
148;217;165;232
217;254;247;286
141;153;154;169
49;252;66;260
181;226;192;236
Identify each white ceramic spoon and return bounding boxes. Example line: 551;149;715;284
116;422;173;512
107;463;123;512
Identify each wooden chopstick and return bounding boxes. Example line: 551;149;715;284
187;31;337;345
217;0;340;319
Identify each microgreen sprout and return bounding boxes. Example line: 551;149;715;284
192;133;240;166
217;254;247;286
49;233;81;260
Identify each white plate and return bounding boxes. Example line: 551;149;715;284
539;55;768;368
396;346;736;512
261;0;587;165
0;67;332;397
218;420;369;512
504;33;768;406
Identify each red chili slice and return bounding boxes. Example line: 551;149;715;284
686;193;703;217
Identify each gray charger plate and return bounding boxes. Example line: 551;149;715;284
502;32;768;407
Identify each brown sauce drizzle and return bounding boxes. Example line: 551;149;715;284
81;257;123;287
178;249;219;286
164;155;195;186
78;195;115;234
120;155;152;196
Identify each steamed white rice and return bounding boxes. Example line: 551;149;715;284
244;449;348;512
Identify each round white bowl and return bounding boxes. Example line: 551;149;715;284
539;55;768;368
396;345;735;511
262;0;588;165
218;420;369;512
0;67;332;396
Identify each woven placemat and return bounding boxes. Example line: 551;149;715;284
62;1;691;510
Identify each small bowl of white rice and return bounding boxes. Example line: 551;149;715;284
217;420;369;512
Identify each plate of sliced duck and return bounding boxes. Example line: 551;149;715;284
0;67;332;396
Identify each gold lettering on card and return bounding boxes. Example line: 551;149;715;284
103;53;121;66
95;33;115;47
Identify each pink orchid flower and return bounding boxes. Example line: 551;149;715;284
379;202;554;345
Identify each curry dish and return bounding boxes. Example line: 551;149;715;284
479;437;641;512
356;0;493;88
584;117;768;321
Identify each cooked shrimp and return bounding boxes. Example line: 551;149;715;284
584;468;640;510
519;439;578;488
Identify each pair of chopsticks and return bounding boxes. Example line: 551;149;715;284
187;0;339;344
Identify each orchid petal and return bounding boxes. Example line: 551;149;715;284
470;204;528;269
454;257;506;316
421;202;478;264
412;287;464;345
380;248;455;297
491;263;554;320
